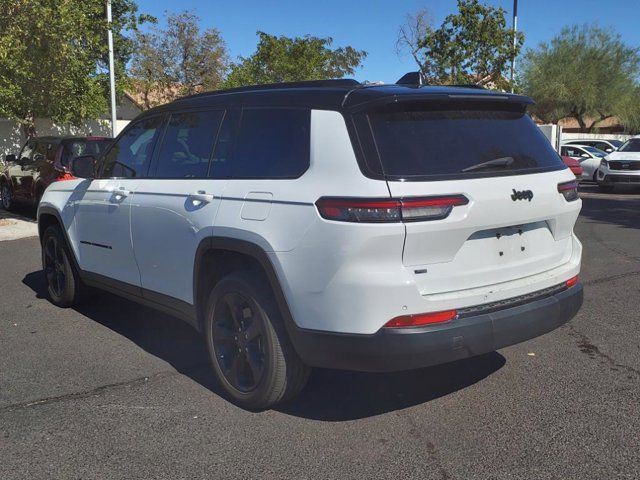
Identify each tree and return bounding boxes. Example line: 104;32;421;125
129;12;229;109
0;0;148;138
224;32;367;88
523;25;640;133
397;0;523;89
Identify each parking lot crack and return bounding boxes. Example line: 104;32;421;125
0;371;178;412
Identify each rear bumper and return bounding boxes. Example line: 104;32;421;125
291;283;583;372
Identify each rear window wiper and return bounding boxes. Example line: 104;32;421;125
461;156;514;173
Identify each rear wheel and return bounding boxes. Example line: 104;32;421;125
204;271;310;410
1;182;13;210
41;225;83;307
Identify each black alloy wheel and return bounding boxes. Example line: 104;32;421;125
211;292;266;393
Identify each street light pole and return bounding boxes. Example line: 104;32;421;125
510;0;518;93
107;0;117;137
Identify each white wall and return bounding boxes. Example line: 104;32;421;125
561;132;632;142
0;118;129;158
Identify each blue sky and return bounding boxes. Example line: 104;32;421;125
135;0;640;83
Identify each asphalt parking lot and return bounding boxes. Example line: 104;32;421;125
1;186;639;480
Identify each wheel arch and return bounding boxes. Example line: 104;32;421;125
193;237;299;341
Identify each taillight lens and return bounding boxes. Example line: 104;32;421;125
558;180;579;201
384;310;457;328
56;172;76;181
315;195;468;223
566;275;579;288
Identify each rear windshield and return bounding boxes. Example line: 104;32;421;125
618;138;640;153
60;139;111;167
355;101;564;180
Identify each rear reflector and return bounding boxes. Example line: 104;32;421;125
558;180;579;201
316;195;468;223
566;275;579;288
384;310;457;328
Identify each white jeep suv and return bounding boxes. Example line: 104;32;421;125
37;78;583;409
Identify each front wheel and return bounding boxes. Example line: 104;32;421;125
41;225;83;307
204;271;310;410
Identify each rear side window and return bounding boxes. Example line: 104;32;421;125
225;108;310;179
101;117;163;178
152;110;224;178
355;101;565;180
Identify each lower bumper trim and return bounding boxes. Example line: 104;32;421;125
290;284;583;372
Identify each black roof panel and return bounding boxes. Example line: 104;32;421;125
140;79;534;117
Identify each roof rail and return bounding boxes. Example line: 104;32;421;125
449;84;486;89
180;78;361;101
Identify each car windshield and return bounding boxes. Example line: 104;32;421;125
583;146;607;157
358;101;564;179
618;138;640;153
60;139;111;167
609;140;623;148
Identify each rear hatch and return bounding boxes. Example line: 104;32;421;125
352;97;579;295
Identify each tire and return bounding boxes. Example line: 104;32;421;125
1;181;14;211
204;271;310;410
41;225;83;307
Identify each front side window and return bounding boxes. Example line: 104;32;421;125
19;141;35;162
100;116;163;178
152;110;224;178
618;138;640;153
355;101;565;180
224;108;310;179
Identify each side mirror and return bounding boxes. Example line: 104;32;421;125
5;154;16;163
605;148;613;153
580;153;590;158
69;155;97;179
33;153;44;162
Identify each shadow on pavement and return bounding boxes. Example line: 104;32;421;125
579;186;640;231
22;270;505;421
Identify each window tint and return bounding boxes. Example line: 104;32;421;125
618;138;640;152
153;111;223;178
226;108;310;179
101;117;163;178
358;102;564;179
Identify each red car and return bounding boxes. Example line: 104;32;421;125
1;136;111;210
562;155;583;178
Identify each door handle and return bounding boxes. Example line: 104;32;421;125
188;191;214;205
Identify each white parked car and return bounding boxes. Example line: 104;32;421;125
560;144;607;182
597;136;640;192
563;139;623;153
36;78;584;409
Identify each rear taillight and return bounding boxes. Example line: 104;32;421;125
558;180;579;201
384;310;457;328
566;275;579;288
55;172;76;181
315;195;468;223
